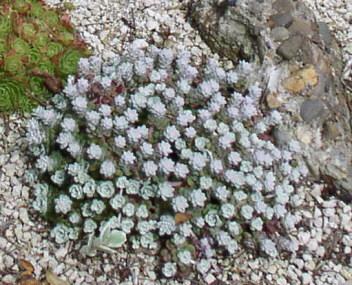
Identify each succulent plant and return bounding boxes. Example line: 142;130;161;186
0;0;91;113
80;218;127;257
0;78;31;112
25;39;310;276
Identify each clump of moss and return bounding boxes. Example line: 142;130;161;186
0;0;91;113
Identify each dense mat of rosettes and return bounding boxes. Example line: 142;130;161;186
0;0;90;113
25;39;309;277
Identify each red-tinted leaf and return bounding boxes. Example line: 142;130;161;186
258;132;273;142
19;259;34;274
264;219;281;235
115;84;125;94
175;213;192;224
44;75;62;93
60;14;73;30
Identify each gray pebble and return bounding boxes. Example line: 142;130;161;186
300;99;326;123
270;12;293;28
271;27;290;42
277;35;304;60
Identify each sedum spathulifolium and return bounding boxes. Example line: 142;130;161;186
0;0;90;113
25;39;309;277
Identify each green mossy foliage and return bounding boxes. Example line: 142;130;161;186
0;79;33;112
0;0;91;114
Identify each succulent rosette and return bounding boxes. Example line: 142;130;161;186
0;39;6;56
28;47;41;64
11;37;31;55
0;79;30;112
4;54;25;75
29;76;47;96
37;58;55;74
58;30;75;46
0;0;90;113
21;22;37;41
0;14;11;37
29;1;44;18
25;40;310;276
44;10;59;28
59;49;82;76
32;32;50;51
47;42;64;58
13;0;31;13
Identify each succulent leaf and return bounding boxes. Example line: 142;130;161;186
59;49;81;76
101;230;127;248
0;39;6;55
4;54;25;74
14;0;31;13
11;37;30;55
32;32;49;51
29;76;47;96
45;10;59;27
0;15;11;36
29;2;44;18
37;58;55;74
28;47;41;64
58;30;75;46
0;79;26;113
47;42;64;57
21;22;36;40
17;90;35;112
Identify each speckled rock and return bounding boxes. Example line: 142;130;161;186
271;27;290;42
188;0;266;62
277;35;304;60
270;12;293;27
300;99;327;122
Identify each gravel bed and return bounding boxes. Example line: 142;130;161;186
305;0;352;60
0;0;352;284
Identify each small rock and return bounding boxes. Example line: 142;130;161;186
3;275;16;283
3;255;14;268
267;264;277;274
271;27;290;42
300;99;326;122
205;274;216;284
277;35;304;60
288;19;316;38
250;272;261;282
4;163;16;177
270;12;293;28
317;22;332;47
305;260;316;271
55;247;68;259
273;127;291;147
266;92;285;109
302;272;313;284
316;246;325;257
277;277;288;285
296;126;312;144
323;121;341;140
341;268;352;280
293;259;304;269
19;208;30;225
283;66;318;93
307;238;318;252
0;237;8;247
273;0;294;13
298;231;310;245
